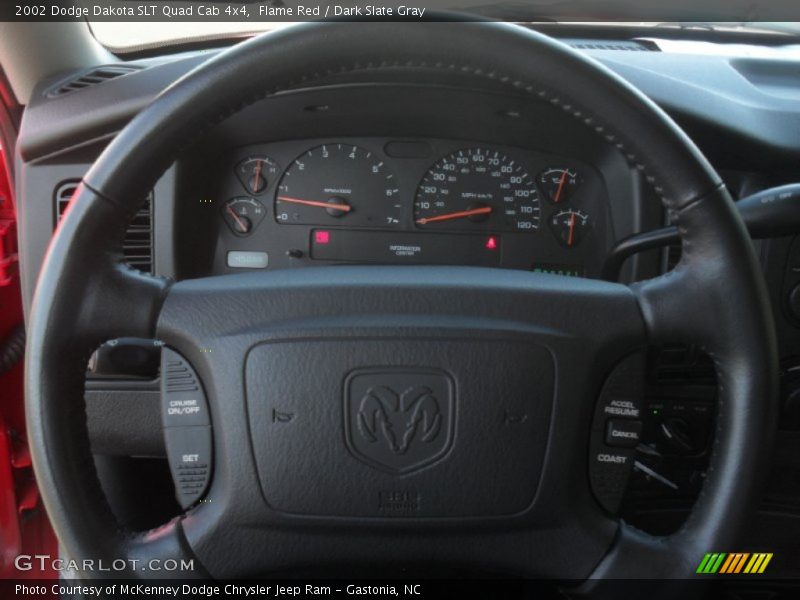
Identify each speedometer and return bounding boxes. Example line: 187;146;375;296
414;148;540;232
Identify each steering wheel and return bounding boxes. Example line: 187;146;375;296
26;22;777;585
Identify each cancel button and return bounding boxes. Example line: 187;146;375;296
605;419;642;448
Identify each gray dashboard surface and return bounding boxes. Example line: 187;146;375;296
16;39;800;164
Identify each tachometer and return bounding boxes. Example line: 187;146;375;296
275;144;401;228
414;148;540;232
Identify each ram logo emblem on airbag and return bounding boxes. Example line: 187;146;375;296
345;370;454;474
357;386;442;454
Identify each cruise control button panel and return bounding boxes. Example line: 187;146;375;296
161;348;213;509
589;353;645;513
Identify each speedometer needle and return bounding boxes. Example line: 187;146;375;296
277;196;352;212
416;206;492;225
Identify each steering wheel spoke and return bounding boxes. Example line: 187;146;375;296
632;266;707;345
119;519;206;579
633;186;774;355
88;262;171;342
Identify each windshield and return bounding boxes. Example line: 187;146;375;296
84;0;800;53
89;22;294;52
89;20;800;53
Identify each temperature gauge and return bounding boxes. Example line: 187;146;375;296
236;156;280;195
549;209;589;248
538;167;580;204
222;197;266;236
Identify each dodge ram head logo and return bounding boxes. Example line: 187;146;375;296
358;386;441;453
344;369;455;474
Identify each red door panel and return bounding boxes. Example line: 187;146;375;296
0;143;57;579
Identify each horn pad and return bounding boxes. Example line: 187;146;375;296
245;336;554;519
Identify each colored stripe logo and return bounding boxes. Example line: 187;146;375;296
697;552;773;574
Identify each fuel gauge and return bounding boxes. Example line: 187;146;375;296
538;167;580;204
222;197;266;236
549;209;590;248
236;156;280;195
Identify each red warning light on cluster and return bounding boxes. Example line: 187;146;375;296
315;230;331;245
485;236;498;250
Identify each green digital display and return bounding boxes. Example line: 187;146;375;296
531;264;584;278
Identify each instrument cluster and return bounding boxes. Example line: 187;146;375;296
208;137;611;277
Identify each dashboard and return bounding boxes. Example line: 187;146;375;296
211;137;610;276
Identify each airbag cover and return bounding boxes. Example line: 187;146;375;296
245;337;554;519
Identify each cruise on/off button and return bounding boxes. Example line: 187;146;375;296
605;419;643;448
161;348;210;428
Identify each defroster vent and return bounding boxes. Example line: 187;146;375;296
48;66;141;97
568;39;659;52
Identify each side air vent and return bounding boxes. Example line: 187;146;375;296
54;180;154;273
124;197;155;273
48;66;141;98
651;345;717;386
569;39;659;52
54;180;80;225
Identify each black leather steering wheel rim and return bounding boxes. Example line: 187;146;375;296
26;21;778;584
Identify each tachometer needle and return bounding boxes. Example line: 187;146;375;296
416;206;492;225
226;204;248;233
277;196;352;212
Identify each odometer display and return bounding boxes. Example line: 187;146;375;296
414;148;540;232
